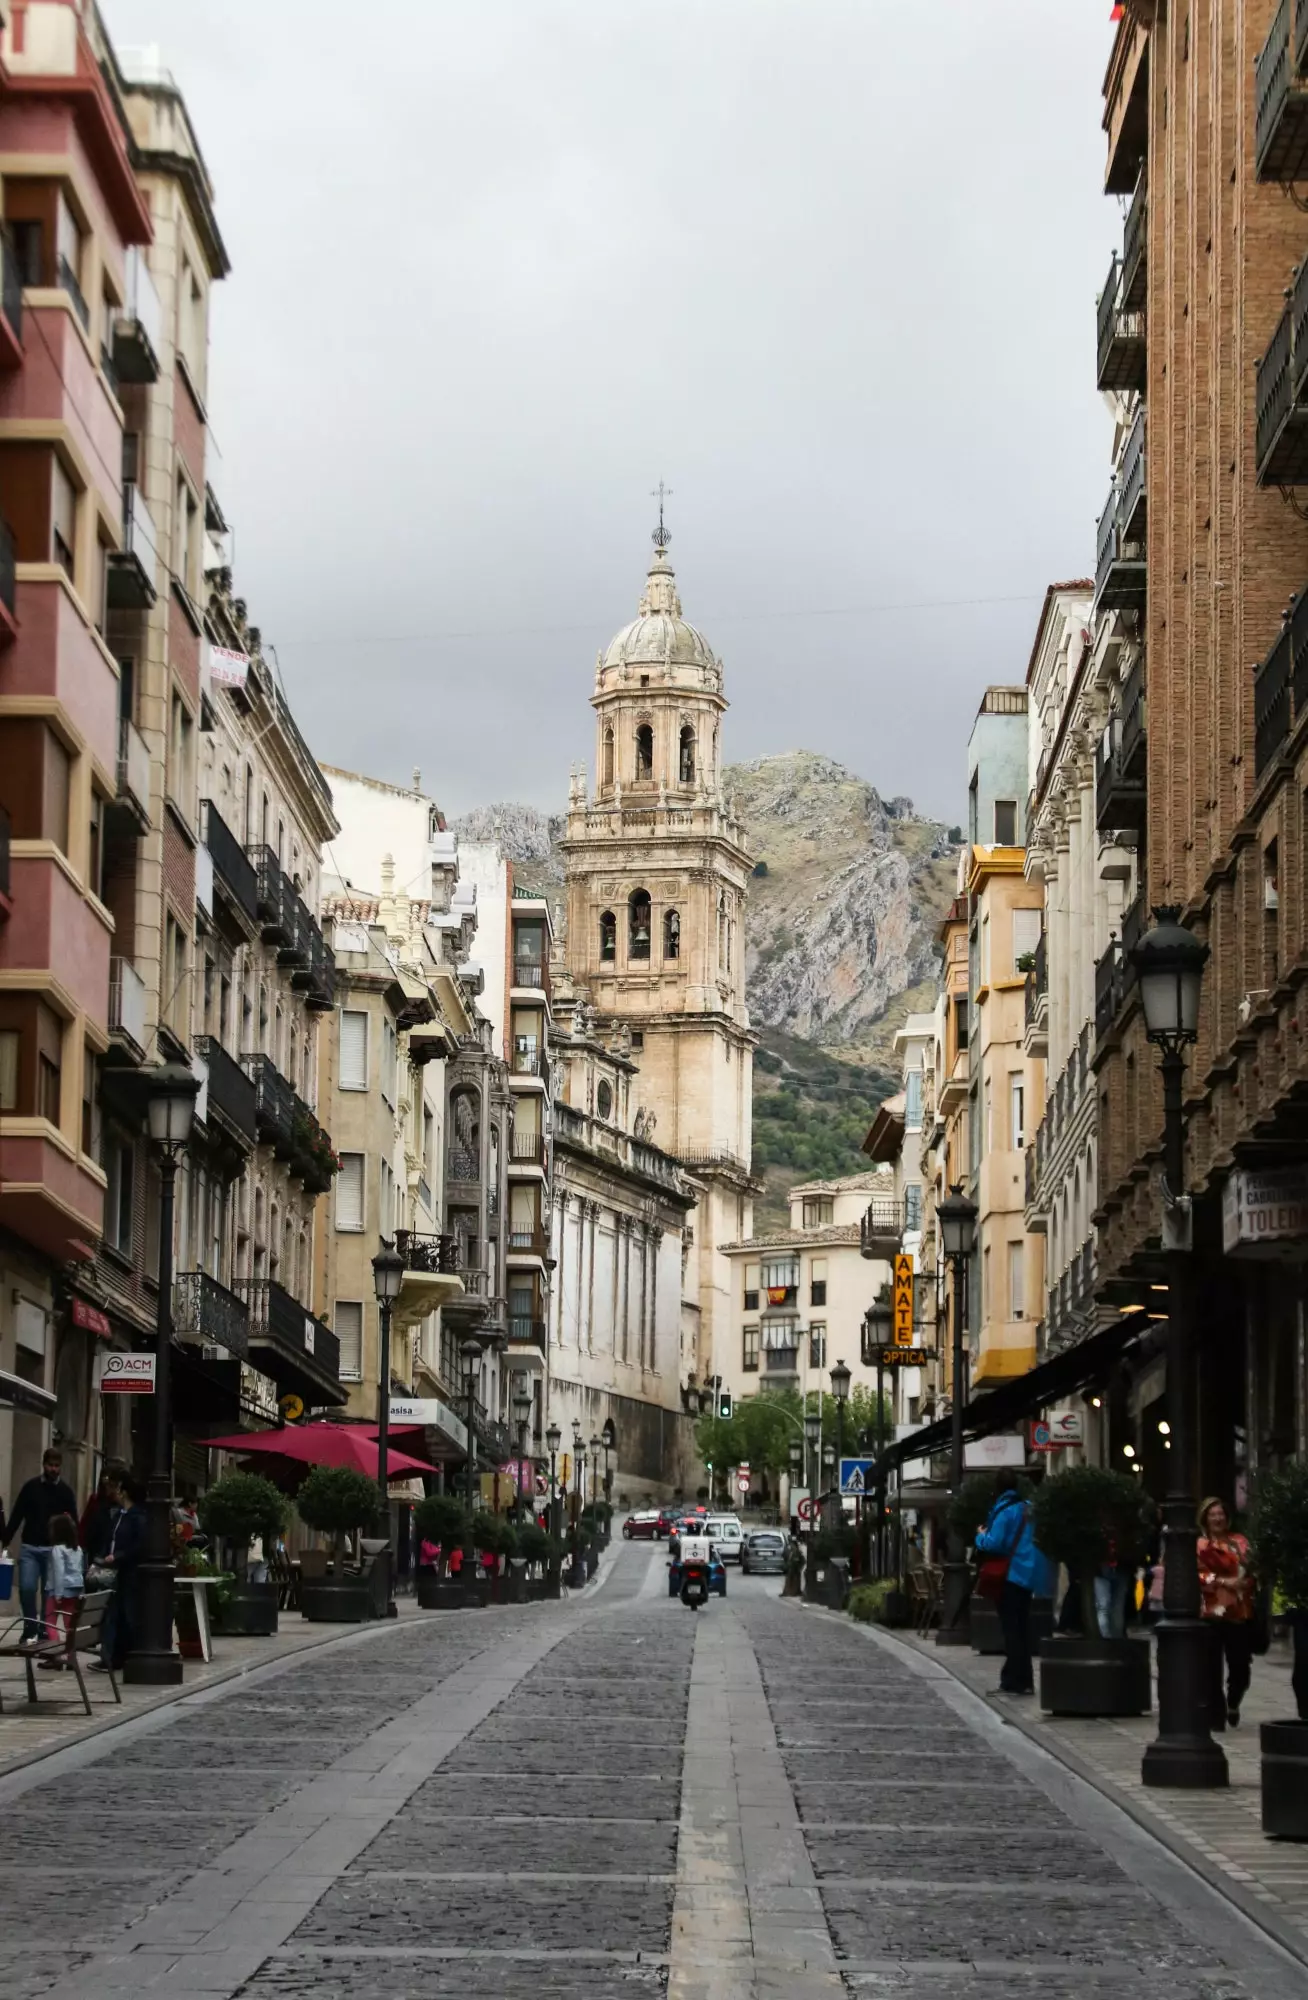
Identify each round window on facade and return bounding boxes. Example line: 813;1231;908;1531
597;1079;613;1121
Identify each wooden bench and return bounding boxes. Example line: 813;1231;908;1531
0;1590;121;1717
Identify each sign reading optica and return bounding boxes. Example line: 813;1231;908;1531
98;1351;156;1394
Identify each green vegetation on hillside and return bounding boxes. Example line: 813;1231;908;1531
752;1028;894;1229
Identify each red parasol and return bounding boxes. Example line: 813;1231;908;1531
205;1421;434;1479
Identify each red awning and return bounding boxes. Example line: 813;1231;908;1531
204;1421;434;1479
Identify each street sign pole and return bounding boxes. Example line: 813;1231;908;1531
875;1346;886;1577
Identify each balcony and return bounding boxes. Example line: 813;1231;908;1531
1255;612;1294;779
107;484;159;610
1096;659;1147;833
509;1131;546;1168
510;1046;547;1080
507;1314;547;1351
379;1230;464;1333
1023;931;1048;1058
235;1278;344;1406
1121;171;1147;312
860;1194;904;1259
1104;7;1149;195
507;1225;549;1260
303;920;335;1011
1094;482;1146;615
174;1270;249;1359
107;957;148;1061
194;1036;257;1150
1096;253;1145;394
114;717;151;831
1094;940;1125;1043
112;246;162;385
241;1052;296;1155
201;800;260;932
471;1401;512;1463
1256;0;1308;182
1255;260;1308;484
0;519;17;647
1119;406;1146;540
57;253;89;334
0;232;22;368
250;845;296;944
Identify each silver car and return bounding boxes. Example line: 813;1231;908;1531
740;1529;788;1576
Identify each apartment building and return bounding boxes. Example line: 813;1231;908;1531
0;1;154;1502
1090;0;1308;1486
964;690;1045;1391
1022;583;1113;1362
718;1172;894;1420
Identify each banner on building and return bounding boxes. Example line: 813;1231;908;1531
70;1298;111;1338
207;643;250;689
893;1254;915;1344
97;1351;156;1395
1221;1167;1308;1259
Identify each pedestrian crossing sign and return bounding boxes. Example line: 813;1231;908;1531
893;1253;915;1345
840;1457;876;1495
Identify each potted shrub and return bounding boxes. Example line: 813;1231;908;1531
296;1466;380;1622
472;1510;517;1599
1032;1466;1153;1715
199;1471;288;1636
516;1519;560;1600
1249;1461;1308;1839
413;1494;470;1608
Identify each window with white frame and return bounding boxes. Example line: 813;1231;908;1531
904;1069;923;1127
339;1009;368;1090
336;1301;363;1381
1009;1072;1026;1150
1012;907;1042;973
335;1153;364;1231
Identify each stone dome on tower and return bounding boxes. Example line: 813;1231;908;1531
597;524;722;686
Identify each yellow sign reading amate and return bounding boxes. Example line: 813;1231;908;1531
893;1253;915;1346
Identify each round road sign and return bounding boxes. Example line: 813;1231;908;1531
797;1496;818;1521
736;1475;750;1493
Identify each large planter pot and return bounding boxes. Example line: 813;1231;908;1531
300;1578;374;1624
1039;1634;1152;1716
525;1574;557;1602
585;1547;599;1578
1261;1721;1308;1839
215;1580;279;1637
972;1593;1055;1656
416;1570;445;1609
505;1561;528;1605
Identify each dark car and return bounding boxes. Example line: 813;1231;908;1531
622;1510;660;1540
668;1508;708;1557
655;1507;679;1540
741;1529;788;1576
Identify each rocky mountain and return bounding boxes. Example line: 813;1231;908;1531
454;752;961;1225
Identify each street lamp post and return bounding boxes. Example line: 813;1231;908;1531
568;1418;586;1588
936;1183;978;1648
460;1339;482;1608
125;1061;200;1686
862;1296;893;1577
589;1433;602;1539
371;1243;405;1618
803;1403;821;1595
829;1358;851;1541
1131;908;1227;1790
601;1415;616;1504
545;1419;562;1594
513;1385;533;1522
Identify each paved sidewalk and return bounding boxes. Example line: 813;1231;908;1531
900;1621;1308;1970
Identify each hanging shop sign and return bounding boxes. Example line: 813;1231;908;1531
239;1365;280;1425
1030;1411;1084;1452
1221;1167;1308;1259
876;1345;931;1368
70;1297;112;1338
98;1351;156;1395
893;1254;915;1345
963;1432;1026;1469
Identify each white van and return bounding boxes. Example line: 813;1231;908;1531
705;1515;744;1563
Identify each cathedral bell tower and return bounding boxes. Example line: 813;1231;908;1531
561;506;756;1384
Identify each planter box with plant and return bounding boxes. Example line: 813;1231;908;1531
296;1465;382;1623
198;1471;289;1636
1032;1466;1153;1716
413;1494;470;1607
1250;1461;1308;1840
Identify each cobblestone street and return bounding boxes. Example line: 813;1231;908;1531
0;1544;1302;2000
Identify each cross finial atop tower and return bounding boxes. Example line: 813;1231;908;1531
651;480;673;552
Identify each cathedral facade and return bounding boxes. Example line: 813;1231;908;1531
544;522;757;1496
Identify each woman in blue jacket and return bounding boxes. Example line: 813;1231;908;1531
975;1479;1056;1694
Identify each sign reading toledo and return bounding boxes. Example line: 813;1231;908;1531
893;1254;915;1345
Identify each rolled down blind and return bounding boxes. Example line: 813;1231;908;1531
335;1153;363;1230
339;1010;367;1090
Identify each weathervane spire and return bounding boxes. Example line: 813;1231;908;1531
650;479;673;552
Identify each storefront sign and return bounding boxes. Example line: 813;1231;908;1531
877;1345;930;1367
302;1317;316;1355
963;1432;1026;1469
893;1254;915;1344
240;1364;279;1424
1030;1411;1084;1452
70;1298;111;1338
1222;1167;1308;1258
98;1351;156;1394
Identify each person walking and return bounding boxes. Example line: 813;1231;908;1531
976;1478;1055;1695
4;1448;78;1644
41;1514;84;1654
1197;1497;1257;1727
79;1465;123;1573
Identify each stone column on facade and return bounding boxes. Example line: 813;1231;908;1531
647;1225;662;1373
585;1200;600;1355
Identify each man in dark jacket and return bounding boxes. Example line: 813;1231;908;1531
5;1448;79;1642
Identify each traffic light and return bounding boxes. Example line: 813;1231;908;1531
718;1389;733;1421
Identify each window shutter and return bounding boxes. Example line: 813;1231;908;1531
335;1153;363;1231
336;1301;363;1380
340;1010;367;1090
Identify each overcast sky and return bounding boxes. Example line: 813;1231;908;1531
103;1;1117;826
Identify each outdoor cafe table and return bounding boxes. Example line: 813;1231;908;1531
173;1574;224;1663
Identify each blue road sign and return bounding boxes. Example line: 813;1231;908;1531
839;1457;876;1495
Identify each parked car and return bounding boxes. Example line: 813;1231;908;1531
704;1515;744;1563
741;1529;788;1576
622;1510;660;1540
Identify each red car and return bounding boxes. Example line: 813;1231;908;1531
622;1510;661;1540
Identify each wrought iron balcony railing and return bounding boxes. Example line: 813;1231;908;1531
194;1035;257;1147
174;1270;249;1358
201;800;259;927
